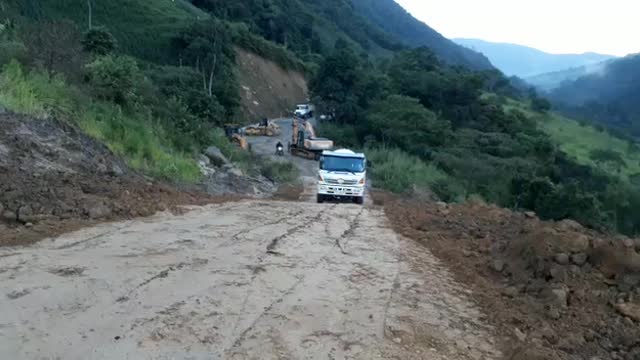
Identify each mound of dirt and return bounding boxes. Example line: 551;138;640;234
377;193;640;360
0;112;225;246
235;48;308;121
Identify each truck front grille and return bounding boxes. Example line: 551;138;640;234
326;179;358;185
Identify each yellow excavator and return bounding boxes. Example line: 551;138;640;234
224;124;250;151
288;117;333;160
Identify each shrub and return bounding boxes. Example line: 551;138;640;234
259;161;299;184
82;27;117;55
85;55;142;105
366;147;452;195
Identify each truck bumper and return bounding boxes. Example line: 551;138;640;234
318;185;365;199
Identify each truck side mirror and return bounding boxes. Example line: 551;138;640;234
366;160;372;168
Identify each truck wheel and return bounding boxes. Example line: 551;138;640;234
317;194;324;203
354;197;364;205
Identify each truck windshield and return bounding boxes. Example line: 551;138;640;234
320;156;365;173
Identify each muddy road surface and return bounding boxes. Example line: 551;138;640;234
1;200;501;359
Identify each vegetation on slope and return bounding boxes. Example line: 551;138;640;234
311;44;640;236
550;54;640;138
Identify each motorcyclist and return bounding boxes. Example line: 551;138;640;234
276;141;284;155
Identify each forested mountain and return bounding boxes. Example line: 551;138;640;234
524;61;611;92
351;0;494;70
455;38;615;77
4;0;640;239
550;54;640;136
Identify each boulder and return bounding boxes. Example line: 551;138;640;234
492;259;505;272
17;205;33;223
571;253;588;266
554;253;570;265
205;147;229;167
87;204;112;219
524;211;537;219
614;302;640;322
545;286;569;308
556;219;583;232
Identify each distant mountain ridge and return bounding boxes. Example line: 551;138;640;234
454;38;616;77
351;0;495;70
525;60;613;92
549;54;640;136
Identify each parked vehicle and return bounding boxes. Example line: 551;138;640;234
294;104;315;119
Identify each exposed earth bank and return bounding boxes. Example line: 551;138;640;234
0;112;234;246
378;194;640;360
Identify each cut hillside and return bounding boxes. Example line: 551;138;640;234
0;111;221;247
379;194;640;360
235;48;308;121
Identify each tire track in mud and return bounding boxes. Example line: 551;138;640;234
226;204;364;355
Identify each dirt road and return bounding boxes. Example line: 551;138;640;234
0;200;502;359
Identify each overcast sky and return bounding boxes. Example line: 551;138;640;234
394;0;639;56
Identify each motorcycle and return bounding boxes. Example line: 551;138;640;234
275;143;284;156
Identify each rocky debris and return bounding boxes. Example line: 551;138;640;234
379;195;640;360
0;112;218;246
524;211;536;219
204;146;230;167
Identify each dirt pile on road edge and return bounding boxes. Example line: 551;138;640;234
0;112;232;246
376;192;640;360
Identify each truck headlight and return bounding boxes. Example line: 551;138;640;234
359;178;365;185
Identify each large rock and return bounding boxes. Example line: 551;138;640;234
614;302;640;322
86;203;112;219
571;253;588;266
204;147;230;167
554;253;570;265
545;286;569;308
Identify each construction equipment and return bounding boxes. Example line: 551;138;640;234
224;124;250;151
288;117;333;160
245;118;282;137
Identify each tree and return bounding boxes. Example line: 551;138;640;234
310;45;363;124
589;149;626;173
82;27;117;56
532;97;551;113
85;55;142;104
366;95;451;153
24;20;83;77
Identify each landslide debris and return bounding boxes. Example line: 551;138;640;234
0;112;223;246
377;193;640;360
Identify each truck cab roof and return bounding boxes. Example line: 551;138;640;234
322;149;365;158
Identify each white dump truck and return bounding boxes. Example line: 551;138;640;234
317;149;367;205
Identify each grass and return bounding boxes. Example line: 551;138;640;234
501;96;640;180
6;0;207;62
0;60;201;182
365;147;456;196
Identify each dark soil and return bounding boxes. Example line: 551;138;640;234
375;192;640;360
0;112;230;246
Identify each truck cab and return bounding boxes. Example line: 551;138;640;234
317;149;367;205
294;104;314;119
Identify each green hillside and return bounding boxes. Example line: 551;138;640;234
504;97;640;180
5;0;207;61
